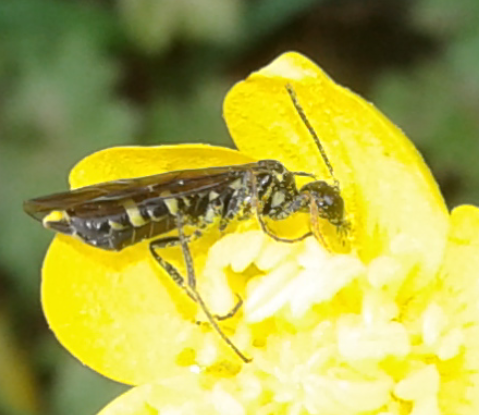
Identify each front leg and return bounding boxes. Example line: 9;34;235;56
248;171;312;243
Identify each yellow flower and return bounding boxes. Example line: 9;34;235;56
40;53;479;415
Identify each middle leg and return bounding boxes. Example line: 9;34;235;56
248;170;313;243
174;213;252;363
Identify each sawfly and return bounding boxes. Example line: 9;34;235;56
24;85;347;363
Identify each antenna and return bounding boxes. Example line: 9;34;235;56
285;84;339;188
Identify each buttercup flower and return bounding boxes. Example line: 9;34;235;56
40;53;479;415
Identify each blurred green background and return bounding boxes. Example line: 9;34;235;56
1;0;478;414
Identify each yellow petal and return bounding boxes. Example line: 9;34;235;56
431;205;479;413
97;384;154;415
448;204;479;245
97;377;244;415
42;145;254;385
224;52;449;280
69;144;255;188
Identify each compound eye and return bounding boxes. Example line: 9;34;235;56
318;193;335;208
323;192;345;225
300;181;345;225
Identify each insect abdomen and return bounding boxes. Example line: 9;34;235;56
44;198;176;251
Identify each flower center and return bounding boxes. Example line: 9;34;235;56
188;230;472;414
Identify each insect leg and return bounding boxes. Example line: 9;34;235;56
308;200;330;252
149;237;197;302
215;294;243;321
175;213;252;363
149;235;243;321
292;171;316;179
248;171;312;244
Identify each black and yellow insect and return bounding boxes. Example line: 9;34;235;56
24;85;346;363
